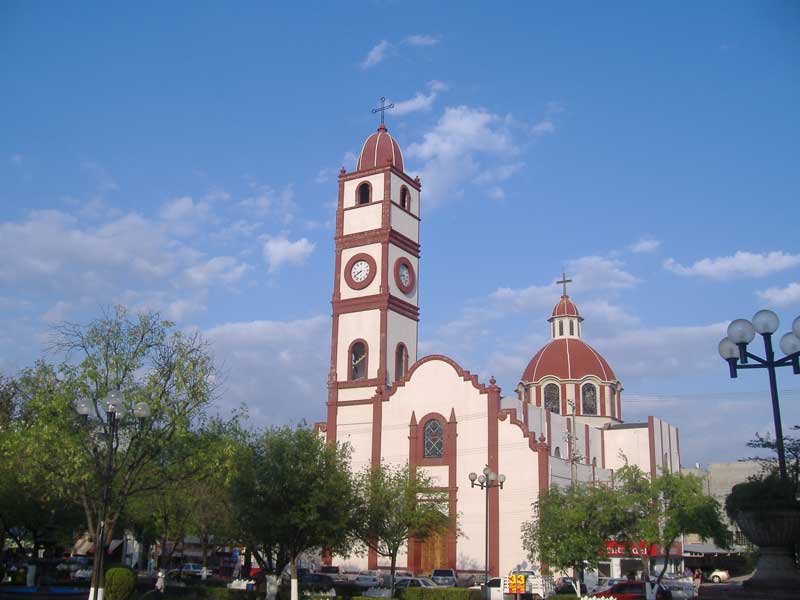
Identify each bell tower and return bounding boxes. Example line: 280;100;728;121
326;116;421;444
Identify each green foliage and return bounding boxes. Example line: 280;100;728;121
399;588;480;600
105;567;136;600
746;425;800;493
230;424;358;576
353;463;450;590
725;474;800;518
521;483;615;595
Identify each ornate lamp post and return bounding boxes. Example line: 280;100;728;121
76;391;151;600
718;311;800;481
468;466;505;587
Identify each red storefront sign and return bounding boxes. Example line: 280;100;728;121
603;541;682;558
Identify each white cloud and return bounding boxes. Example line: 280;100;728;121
41;300;72;324
239;183;296;223
664;251;800;280
361;40;391;69
474;162;524;186
205;316;329;425
406;105;518;206
262;236;315;273
757;282;800;307
487;187;505;200
404;34;440;47
630;237;661;254
183;256;250;288
391;81;448;116
159;196;212;236
531;120;555;136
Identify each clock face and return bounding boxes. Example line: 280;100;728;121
399;264;410;286
394;257;415;293
351;260;370;283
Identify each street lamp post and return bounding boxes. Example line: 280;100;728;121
76;391;151;600
468;466;505;587
718;311;800;482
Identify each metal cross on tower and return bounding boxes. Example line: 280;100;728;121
371;96;395;125
556;271;572;296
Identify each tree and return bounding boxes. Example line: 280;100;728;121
614;465;732;597
522;483;617;597
8;307;217;593
747;425;800;492
353;463;450;594
230;425;357;600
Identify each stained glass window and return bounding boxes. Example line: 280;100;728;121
424;420;444;458
544;383;560;413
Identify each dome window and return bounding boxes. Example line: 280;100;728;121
349;340;368;380
554;447;561;459
569;320;574;336
357;182;371;205
581;383;597;415
544;383;560;413
559;321;564;336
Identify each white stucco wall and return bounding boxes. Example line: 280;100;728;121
391;204;418;241
603;426;651;473
337;403;374;472
390;173;419;216
343;174;384;209
386;311;418;385
343;202;382;235
336;309;380;379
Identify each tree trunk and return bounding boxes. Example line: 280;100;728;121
201;532;208;568
390;551;398;598
290;558;298;600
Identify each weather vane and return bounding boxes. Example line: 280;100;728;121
371;96;394;125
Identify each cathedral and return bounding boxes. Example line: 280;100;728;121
314;121;680;577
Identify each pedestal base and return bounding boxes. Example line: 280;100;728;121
743;545;800;590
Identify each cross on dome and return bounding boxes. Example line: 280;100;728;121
371;96;395;126
556;271;572;297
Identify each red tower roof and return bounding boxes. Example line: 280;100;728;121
521;338;616;382
357;124;404;172
549;295;581;321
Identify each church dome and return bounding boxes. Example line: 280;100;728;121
521;338;616;382
357;124;404;172
549;295;582;321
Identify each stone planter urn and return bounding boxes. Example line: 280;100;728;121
733;508;800;589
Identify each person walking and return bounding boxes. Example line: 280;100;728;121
155;570;165;594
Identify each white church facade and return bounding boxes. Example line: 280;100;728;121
314;121;681;577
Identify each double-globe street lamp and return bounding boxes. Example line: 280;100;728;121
718;310;800;482
76;390;152;600
469;467;506;587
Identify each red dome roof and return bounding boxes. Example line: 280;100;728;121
521;338;615;382
549;295;581;320
357;124;404;172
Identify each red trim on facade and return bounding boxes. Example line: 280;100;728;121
388;295;420;320
354;180;373;206
534;385;541;407
385;354;494;398
333;293;420;321
536;434;550;495
371;393;383;466
575;383;582;416
668;425;673;473
647;416;657;478
546;408;552;446
341;163;421;192
659;420;665;473
446;409;458;567
675;428;681;470
336;229;420;258
394;256;416;294
343;253;378;290
560;383;568;415
617;389;622;421
416;412;450;467
336;397;376;406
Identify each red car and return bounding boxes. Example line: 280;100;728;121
591;580;671;599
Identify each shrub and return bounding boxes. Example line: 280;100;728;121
105;567;136;600
725;474;800;519
400;588;481;600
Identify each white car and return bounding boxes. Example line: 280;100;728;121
708;569;730;583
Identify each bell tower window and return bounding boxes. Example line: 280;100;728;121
569;320;574;335
400;186;409;210
349;340;368;380
395;343;408;380
423;420;444;458
357;182;371;205
558;321;564;336
582;383;597;415
544;383;560;413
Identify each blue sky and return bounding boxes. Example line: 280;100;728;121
1;1;799;466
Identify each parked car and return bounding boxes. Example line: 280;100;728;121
299;572;337;592
354;574;382;588
431;568;457;587
590;580;672;599
554;577;587;595
394;577;438;589
589;577;626;594
708;569;729;583
319;565;347;583
474;577;503;600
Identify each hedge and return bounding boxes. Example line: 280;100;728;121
106;567;136;600
399;588;481;600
